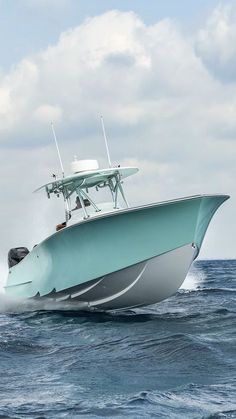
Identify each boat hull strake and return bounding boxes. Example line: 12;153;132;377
36;243;197;310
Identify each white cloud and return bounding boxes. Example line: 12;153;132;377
0;59;39;131
33;104;62;123
195;3;236;82
0;7;235;259
0;87;11;116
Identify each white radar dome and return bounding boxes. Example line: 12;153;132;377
71;159;99;174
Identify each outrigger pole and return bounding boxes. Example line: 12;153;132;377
51;122;65;178
51;122;70;220
100;116;112;168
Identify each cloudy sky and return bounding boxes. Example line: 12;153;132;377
0;0;236;274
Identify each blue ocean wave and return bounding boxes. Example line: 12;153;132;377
0;260;235;418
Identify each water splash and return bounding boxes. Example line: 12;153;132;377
0;262;32;313
180;266;205;291
0;262;8;292
0;292;91;314
180;273;199;291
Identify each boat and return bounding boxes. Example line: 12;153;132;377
4;153;229;311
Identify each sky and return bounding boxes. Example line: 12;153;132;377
0;0;236;271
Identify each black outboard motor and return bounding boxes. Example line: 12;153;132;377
8;247;29;269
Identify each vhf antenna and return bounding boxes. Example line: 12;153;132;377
100;116;112;168
51;122;65;178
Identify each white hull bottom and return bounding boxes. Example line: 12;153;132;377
42;243;197;311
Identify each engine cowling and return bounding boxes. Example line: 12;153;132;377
8;247;29;269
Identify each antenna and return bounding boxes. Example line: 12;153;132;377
100;116;112;168
51;122;65;178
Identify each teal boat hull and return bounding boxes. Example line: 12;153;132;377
5;194;229;310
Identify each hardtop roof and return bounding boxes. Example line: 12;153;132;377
34;166;139;195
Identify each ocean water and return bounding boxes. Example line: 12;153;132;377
0;260;235;419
